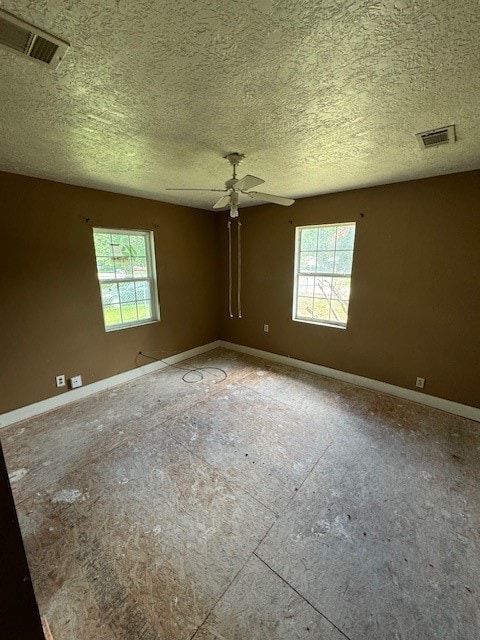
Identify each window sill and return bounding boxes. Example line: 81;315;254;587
292;317;347;330
105;319;160;332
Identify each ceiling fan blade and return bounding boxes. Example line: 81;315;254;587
246;191;295;206
233;174;265;191
165;188;227;192
213;194;231;209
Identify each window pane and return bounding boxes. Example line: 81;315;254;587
122;238;139;260
113;257;129;279
94;233;113;257
316;251;335;273
118;282;136;303
314;277;332;298
297;297;313;318
97;257;115;279
300;252;317;273
138;301;152;320
300;228;318;251
298;275;314;296
101;282;119;305
334;251;353;274
330;299;348;324
331;277;350;300
133;257;148;279
122;258;133;278
130;234;147;257
135;281;150;300
336;225;355;250
103;304;121;327
127;303;139;321
121;303;138;322
317;226;336;250
313;298;330;321
110;234;126;255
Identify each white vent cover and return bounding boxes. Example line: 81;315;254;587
415;125;456;149
0;9;69;69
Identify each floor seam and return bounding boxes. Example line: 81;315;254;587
188;558;246;639
280;440;335;513
167;430;279;517
189;517;281;640
254;553;354;640
187;558;246;640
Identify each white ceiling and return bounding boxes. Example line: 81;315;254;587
0;0;479;211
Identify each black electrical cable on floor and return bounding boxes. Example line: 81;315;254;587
137;352;227;384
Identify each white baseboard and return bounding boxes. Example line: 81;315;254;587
2;338;478;428
0;341;221;429
218;340;480;423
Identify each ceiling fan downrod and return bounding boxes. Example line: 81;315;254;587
224;152;245;186
223;154;245;216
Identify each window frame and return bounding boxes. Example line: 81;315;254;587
93;227;160;332
292;222;356;329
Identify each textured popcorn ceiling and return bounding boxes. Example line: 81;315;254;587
0;0;479;210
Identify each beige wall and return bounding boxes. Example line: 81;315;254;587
1;169;479;415
218;170;480;408
0;172;219;413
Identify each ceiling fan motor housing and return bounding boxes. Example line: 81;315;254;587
225;152;245;166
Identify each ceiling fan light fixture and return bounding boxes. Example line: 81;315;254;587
229;190;239;218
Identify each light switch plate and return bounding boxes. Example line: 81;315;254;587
55;375;66;388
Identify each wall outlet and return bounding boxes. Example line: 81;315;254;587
263;324;269;332
55;375;66;388
416;377;425;389
70;375;83;389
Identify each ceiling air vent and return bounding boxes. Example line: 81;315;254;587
415;125;456;150
0;9;69;69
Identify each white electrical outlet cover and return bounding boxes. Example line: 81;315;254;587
70;375;83;389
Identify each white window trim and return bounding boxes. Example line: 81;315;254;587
292;222;355;329
93;227;160;332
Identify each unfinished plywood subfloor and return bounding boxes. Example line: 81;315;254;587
1;348;479;640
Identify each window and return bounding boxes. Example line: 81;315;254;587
93;228;160;331
293;222;356;328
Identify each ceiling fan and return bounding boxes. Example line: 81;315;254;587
166;153;295;217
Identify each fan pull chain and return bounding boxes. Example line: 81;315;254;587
237;220;242;318
228;220;233;318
